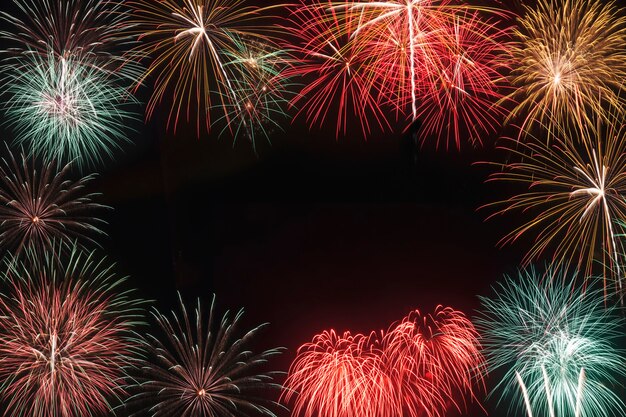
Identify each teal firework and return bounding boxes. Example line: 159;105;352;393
477;267;626;417
1;49;138;169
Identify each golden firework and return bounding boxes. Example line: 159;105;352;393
506;0;626;137
482;114;626;296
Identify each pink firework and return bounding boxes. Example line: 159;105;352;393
412;11;511;150
282;1;392;138
0;246;144;417
283;330;400;417
382;306;486;417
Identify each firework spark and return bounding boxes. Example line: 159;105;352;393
129;294;283;417
481;117;626;295
477;268;626;417
505;0;626;136
127;0;276;135
382;306;486;417
1;49;139;169
283;1;395;138
0;148;107;255
0;245;144;417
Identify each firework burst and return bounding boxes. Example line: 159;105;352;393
283;1;393;138
1;49;139;169
283;330;400;417
284;307;485;417
0;0;141;78
0;245;145;417
129;294;283;417
333;0;454;122
505;0;626;136
127;0;277;135
0;148;107;255
412;11;511;150
481;116;626;295
477;267;626;417
216;36;296;150
382;306;486;416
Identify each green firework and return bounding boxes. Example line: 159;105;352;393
476;267;626;417
1;49;139;169
216;36;297;152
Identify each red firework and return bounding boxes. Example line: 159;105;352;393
283;330;400;417
284;307;485;417
382;306;486;417
282;1;392;138
412;11;511;150
0;246;143;417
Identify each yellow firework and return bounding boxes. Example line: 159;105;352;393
482;115;626;296
506;0;626;136
127;0;276;135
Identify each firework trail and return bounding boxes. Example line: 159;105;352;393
477;267;626;417
481;115;626;296
0;244;145;417
129;293;283;417
505;0;626;137
0;147;107;255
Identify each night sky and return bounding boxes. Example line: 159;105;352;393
0;0;625;416
91;98;529;416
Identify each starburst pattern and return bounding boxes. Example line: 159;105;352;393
127;0;276;135
216;36;296;150
283;1;392;138
0;245;144;417
505;0;626;136
481;117;626;295
0;0;141;78
129;294;283;417
477;267;626;417
0;148;106;255
1;49;139;169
